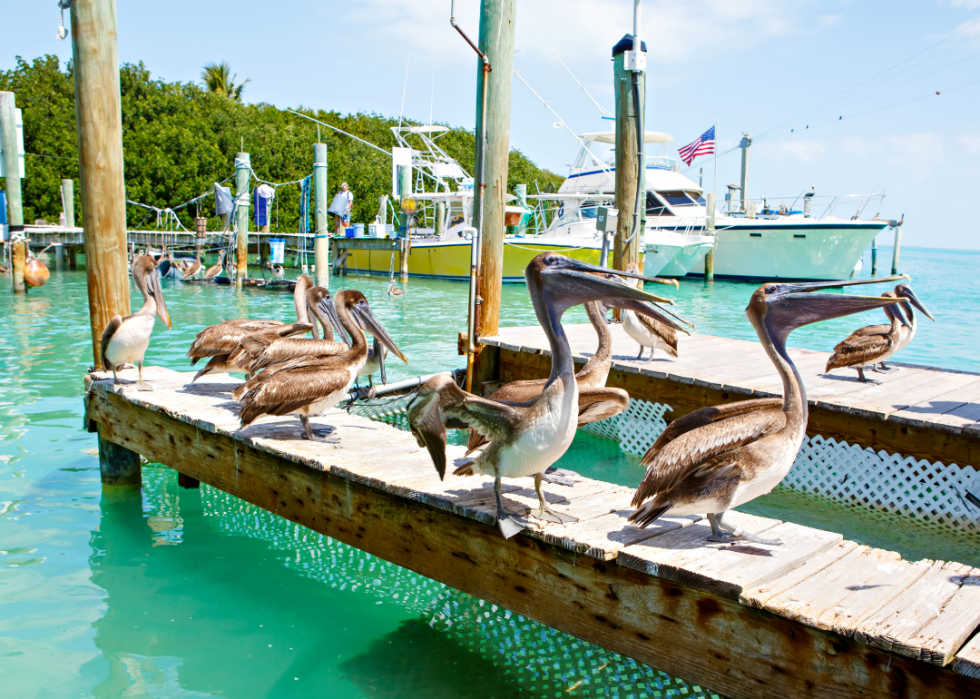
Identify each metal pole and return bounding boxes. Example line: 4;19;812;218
739;134;751;212
313;142;329;286
891;223;903;275
472;0;516;339
69;0;141;488
235;152;250;285
704;191;716;283
0;92;24;292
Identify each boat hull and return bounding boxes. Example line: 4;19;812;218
343;238;613;283
685;221;887;280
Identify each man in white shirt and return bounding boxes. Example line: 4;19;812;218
328;182;354;235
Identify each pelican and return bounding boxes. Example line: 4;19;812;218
621;262;686;361
235;289;408;441
356;337;387;387
465;288;691;455
406;253;677;538
832;284;934;373
628;275;906;544
386;280;404;297
183;251;203;280
825;297;911;383
100;255;172;390
188;275;319;381
204;250;226;281
272;263;285;280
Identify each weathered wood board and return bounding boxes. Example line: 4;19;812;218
483;325;980;468
84;366;980;698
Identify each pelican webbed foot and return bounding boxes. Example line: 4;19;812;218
300;416;340;443
875;362;896;373
532;473;578;525
494;476;526;539
856;368;880;384
134;382;154;392
706;512;782;546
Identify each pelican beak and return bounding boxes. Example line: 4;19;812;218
762;275;907;339
379;343;388;384
151;271;172;329
277;322;314;337
318;297;350;346
887;303;911;329
351;304;408;364
541;258;675;311
898;285;935;322
608;299;694;335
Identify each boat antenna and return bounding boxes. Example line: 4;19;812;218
531;26;612;118
398;52;411;129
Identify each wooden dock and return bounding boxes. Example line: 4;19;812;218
84;366;980;698
478;324;980;470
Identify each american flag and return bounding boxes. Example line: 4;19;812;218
678;126;715;166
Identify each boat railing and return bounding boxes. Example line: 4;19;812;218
724;192;886;220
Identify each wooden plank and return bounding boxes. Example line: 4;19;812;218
891;378;980;428
854;562;980;665
741;540;860;609
85;368;980;698
954;633;980;679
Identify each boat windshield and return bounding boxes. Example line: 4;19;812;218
659;191;700;207
646;192;674;217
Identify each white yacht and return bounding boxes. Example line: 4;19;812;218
553;131;891;280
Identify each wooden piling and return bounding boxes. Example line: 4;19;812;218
612;39;644;274
69;0;142;487
891;223;903;275
1;91;25;292
62;178;75;227
313;143;329;286
704;192;715;283
195;216;206;262
235;152;250;284
435;201;446;237
397;164;412;281
472;0;516;338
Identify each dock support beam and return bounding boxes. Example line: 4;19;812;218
69;0;131;368
0;92;25;292
612;35;645;276
472;0;516;338
235;152;250;285
704;192;715;283
313;143;329;287
891;223;903;275
97;425;141;488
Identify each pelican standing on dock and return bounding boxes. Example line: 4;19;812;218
621;262;685;361
204;250;226;281
100;255;172;390
235;289;408;442
407;254;678;538
829;284;934;374
628;275;906;544
825;297;910;383
465;292;690;455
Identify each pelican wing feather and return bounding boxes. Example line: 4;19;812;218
237;366;352;426
100;315;123;371
826;334;893;370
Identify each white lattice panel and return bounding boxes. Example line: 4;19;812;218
786;435;980;534
579;399;669;455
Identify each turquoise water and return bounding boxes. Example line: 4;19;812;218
1;246;976;697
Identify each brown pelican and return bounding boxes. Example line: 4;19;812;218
629;275;906;544
825;299;909;383
204;250;226;281
832;284;934;373
621;262;686;361
188;275;318;381
406;254;677;538
465;291;690;455
183;251;203;280
235;289;408;441
100;255;172;390
272;263;285;280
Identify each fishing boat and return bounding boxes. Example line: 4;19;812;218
557;131;892;280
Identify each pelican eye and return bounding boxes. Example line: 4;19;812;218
545;256;557;265
766;285;777;294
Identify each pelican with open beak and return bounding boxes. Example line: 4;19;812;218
100;255;172;390
629;275;907;545
407;253;681;538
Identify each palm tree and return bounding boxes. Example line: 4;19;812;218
202;61;250;102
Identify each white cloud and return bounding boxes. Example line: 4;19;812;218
778;140;826;162
882;132;944;163
817;14;844;28
949;0;980;8
956;135;980;152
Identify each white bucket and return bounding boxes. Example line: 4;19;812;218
353;223;366;238
270;238;285;264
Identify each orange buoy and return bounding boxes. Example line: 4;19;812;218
24;257;50;288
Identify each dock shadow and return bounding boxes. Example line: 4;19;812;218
178;381;242;398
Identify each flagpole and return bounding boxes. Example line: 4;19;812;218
713;120;718;202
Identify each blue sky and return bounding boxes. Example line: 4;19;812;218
5;1;980;250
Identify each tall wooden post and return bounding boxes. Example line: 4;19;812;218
472;0;516;338
435;201;446;237
70;0;141;488
397;164;412;281
235;152;250;284
704;192;715;283
891;223;903;275
515;183;528;235
313;143;329;286
612;35;645;275
62;178;75;227
739;135;751;212
1;92;25;292
195;216;206;262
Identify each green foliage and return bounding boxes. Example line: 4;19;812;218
202;61;249;102
0;55;563;232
